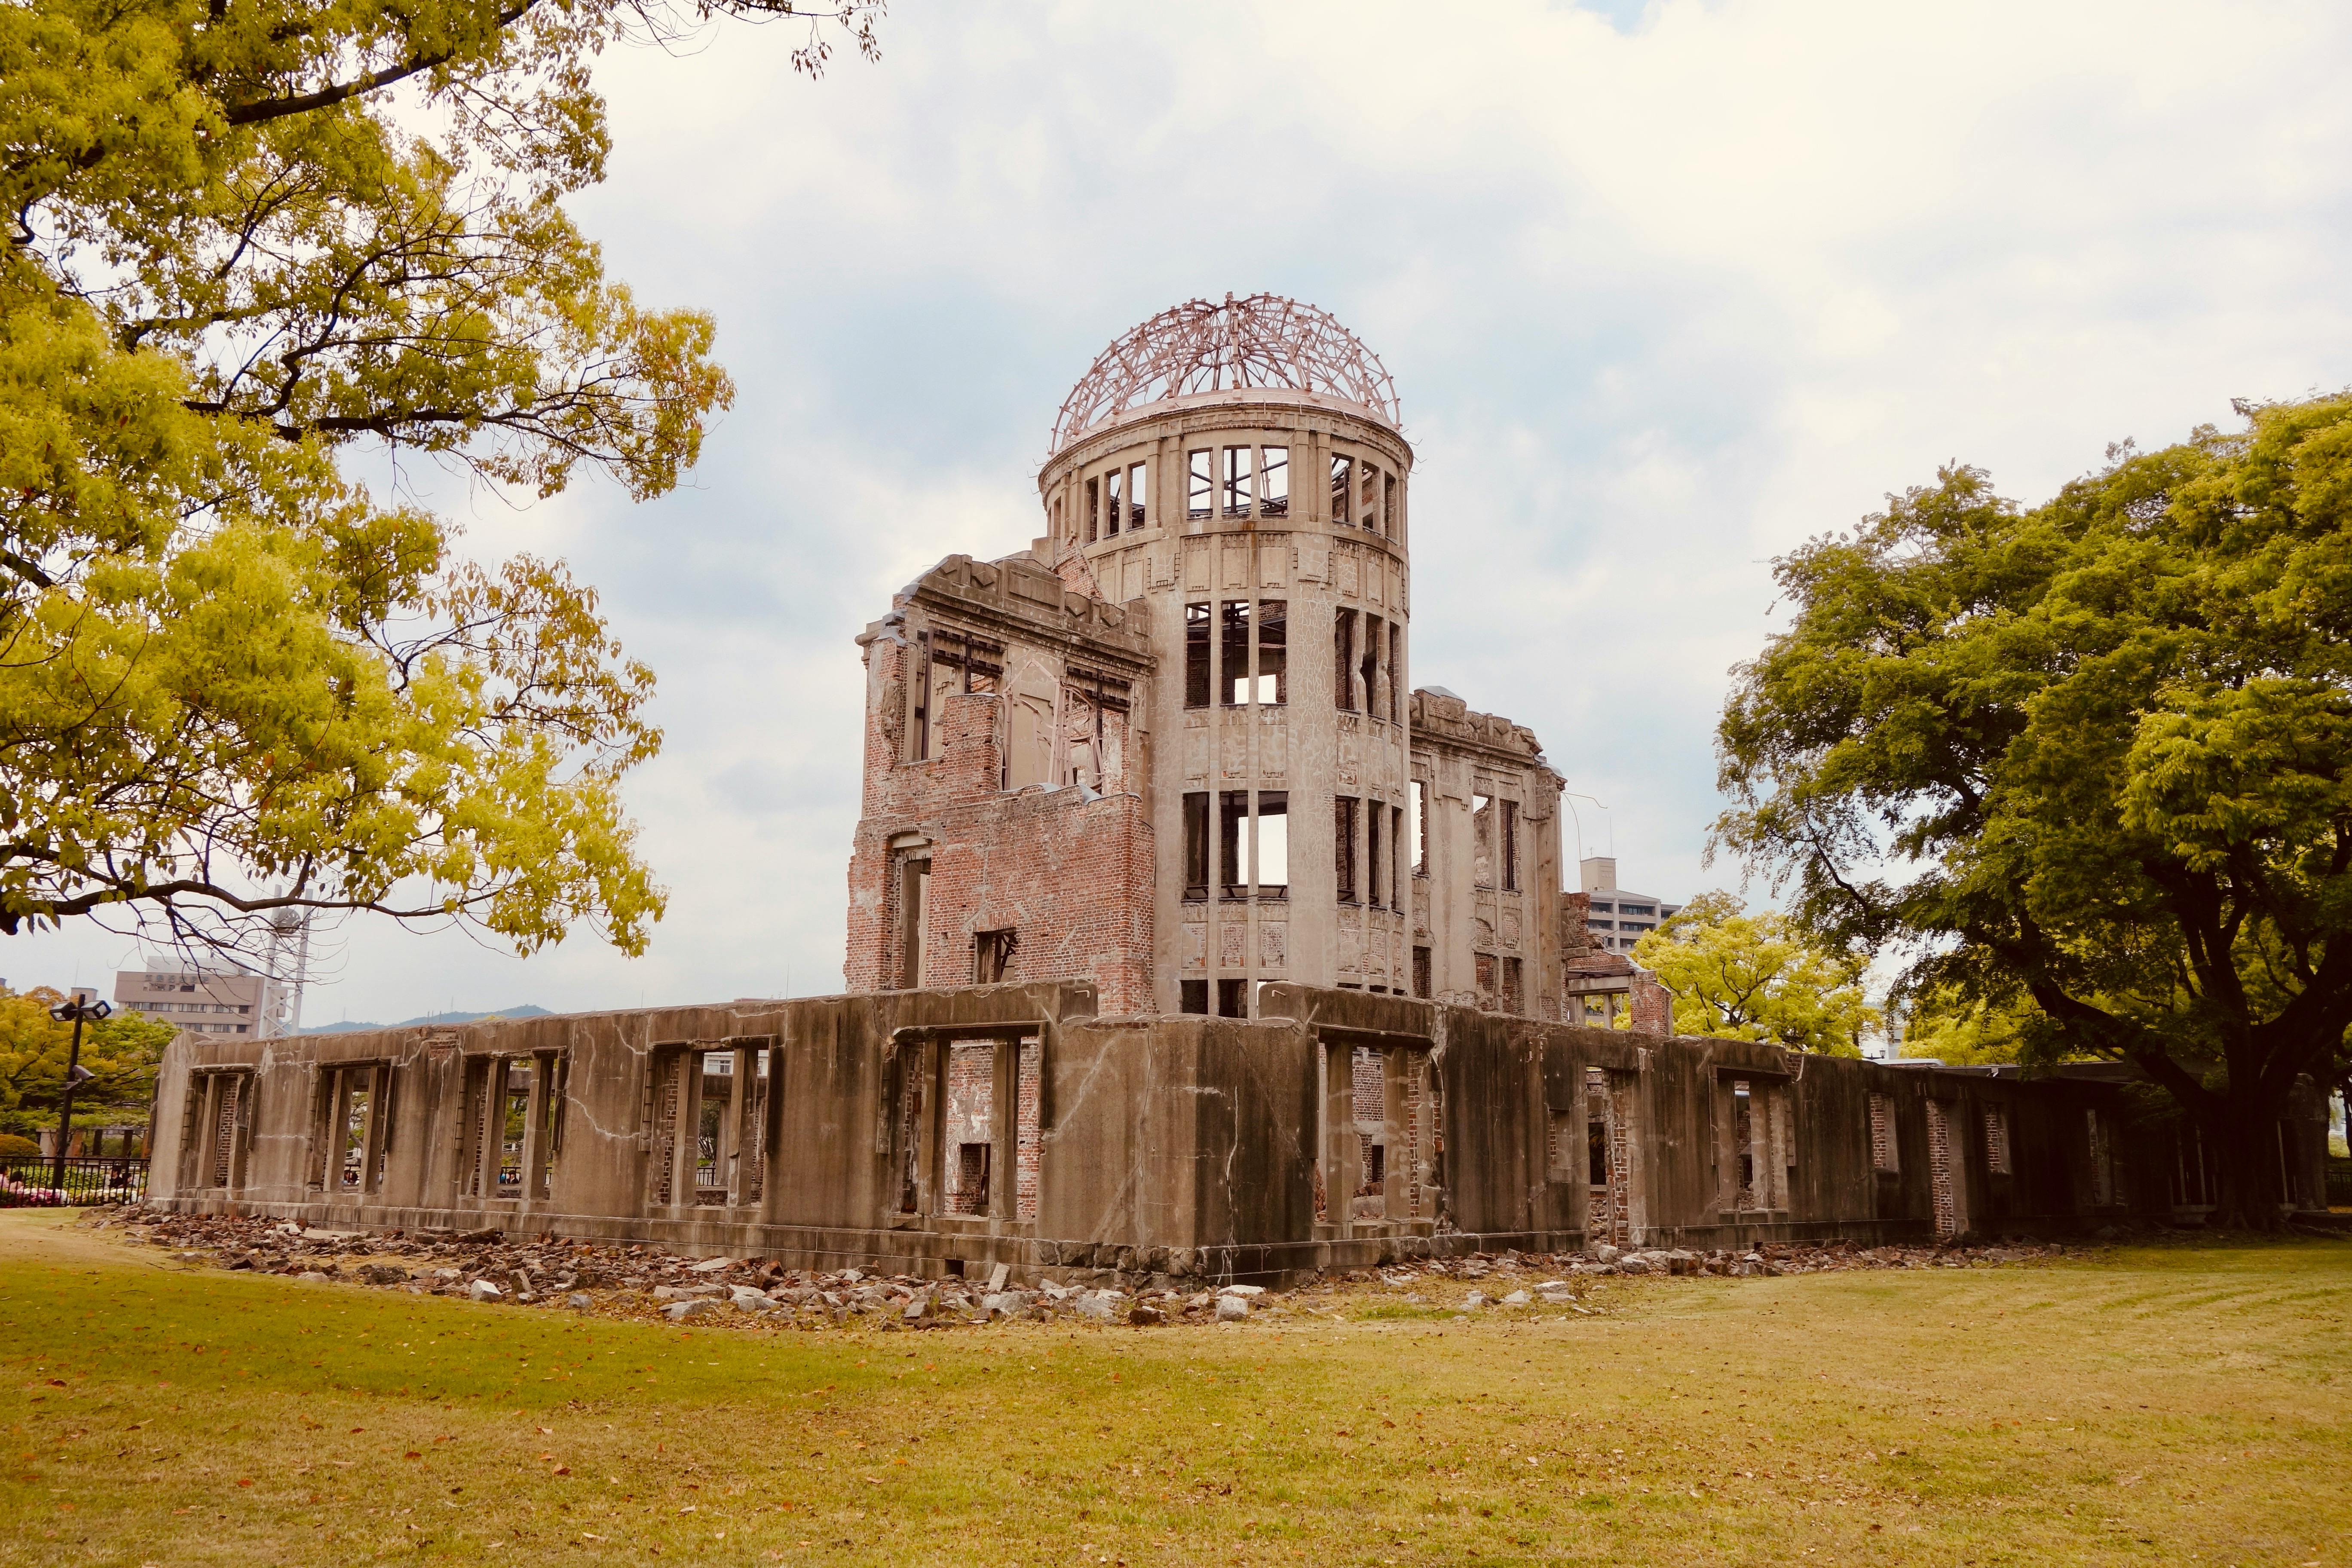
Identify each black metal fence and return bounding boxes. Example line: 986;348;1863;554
0;1158;148;1208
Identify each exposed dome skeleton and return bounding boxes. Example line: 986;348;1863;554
1050;293;1402;456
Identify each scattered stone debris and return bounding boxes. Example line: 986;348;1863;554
78;1204;2107;1333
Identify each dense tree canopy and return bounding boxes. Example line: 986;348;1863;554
0;1;876;966
1629;891;1878;1056
1715;392;2352;1225
0;986;178;1138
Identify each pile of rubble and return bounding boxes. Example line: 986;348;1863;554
91;1206;2086;1330
91;1207;1282;1329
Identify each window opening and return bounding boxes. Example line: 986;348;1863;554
1127;462;1148;530
1185;602;1211;709
1188;450;1213;521
1335;796;1360;903
1869;1093;1898;1174
338;1070;372;1191
1085;476;1099;544
1501;799;1519;891
1180;979;1208;1015
974;928;1016;984
1222;446;1253;518
1256;600;1286;704
909;629;932;761
1389;623;1402;723
1412;946;1431;998
1216;978;1247;1018
943;1041;995;1216
1383;471;1396;537
1219;791;1249;898
1367;801;1384;909
1475;952;1498;1009
899;858;930;989
1103;467;1122;539
1221;601;1252;705
1256;792;1289;898
694;1053;732;1205
1360;461;1379;530
1329;455;1353;525
1183;791;1210;900
1409;781;1426;875
1588;1109;1609;1187
1471;794;1494;888
1334;609;1356;710
1391;805;1405;910
499;1057;536;1195
1360;614;1381;720
1502;956;1522;1015
1260;446;1289;518
1731;1080;1755;1206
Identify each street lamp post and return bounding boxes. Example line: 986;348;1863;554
48;988;110;1198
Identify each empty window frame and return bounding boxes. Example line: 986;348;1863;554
1984;1106;2012;1175
1474;952;1498;1010
1391;804;1406;910
1126;461;1147;530
1222;446;1253;518
1868;1092;1899;1174
1388;622;1402;723
907;629;933;761
1185;602;1211;709
1219;790;1250;898
1471;793;1495;888
1329;454;1353;525
1409;780;1427;876
1182;791;1210;900
1367;800;1384;910
1102;466;1122;539
1360;614;1382;719
973;928;1016;984
1256;791;1289;898
1188;449;1214;521
1260;446;1289;518
1359;461;1380;531
1216;978;1248;1018
183;1070;254;1191
652;1044;770;1211
1256;600;1286;704
1220;600;1251;706
309;1062;392;1196
1731;1080;1756;1204
898;857;930;989
1412;946;1432;999
1501;799;1519;891
1085;476;1099;545
942;1041;996;1216
1503;956;1523;1015
1334;609;1357;710
1384;471;1398;539
1180;979;1208;1015
1335;795;1360;903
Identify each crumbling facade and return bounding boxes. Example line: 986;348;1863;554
145;295;2335;1274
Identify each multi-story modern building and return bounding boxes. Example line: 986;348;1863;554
1575;857;1684;954
113;963;286;1038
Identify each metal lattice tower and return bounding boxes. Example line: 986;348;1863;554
1050;293;1400;456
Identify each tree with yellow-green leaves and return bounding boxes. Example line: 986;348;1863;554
0;1;879;967
1629;892;1880;1057
0;986;178;1142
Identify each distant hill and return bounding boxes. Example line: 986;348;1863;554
301;1005;554;1035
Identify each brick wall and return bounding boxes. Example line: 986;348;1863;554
846;636;1158;1014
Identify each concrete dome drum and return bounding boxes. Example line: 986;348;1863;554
1050;292;1402;456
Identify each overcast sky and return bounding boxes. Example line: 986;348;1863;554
21;0;2352;1022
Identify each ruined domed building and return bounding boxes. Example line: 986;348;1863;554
142;299;2334;1277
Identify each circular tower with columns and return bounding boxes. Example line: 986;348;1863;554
1036;295;1425;1017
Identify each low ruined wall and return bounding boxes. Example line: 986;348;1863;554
149;982;2144;1285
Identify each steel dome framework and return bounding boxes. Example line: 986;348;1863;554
1050;293;1400;456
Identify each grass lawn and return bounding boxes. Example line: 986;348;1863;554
3;1212;2347;1565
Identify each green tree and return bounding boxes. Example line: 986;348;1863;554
1629;891;1879;1056
0;1;876;967
1897;984;2040;1066
1715;392;2352;1227
0;986;179;1139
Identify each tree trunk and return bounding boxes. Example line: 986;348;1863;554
2208;1088;2288;1232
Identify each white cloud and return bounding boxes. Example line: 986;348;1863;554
19;0;2352;1019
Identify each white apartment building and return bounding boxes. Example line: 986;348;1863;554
1577;857;1683;953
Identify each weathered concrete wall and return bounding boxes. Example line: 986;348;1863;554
150;981;2162;1285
